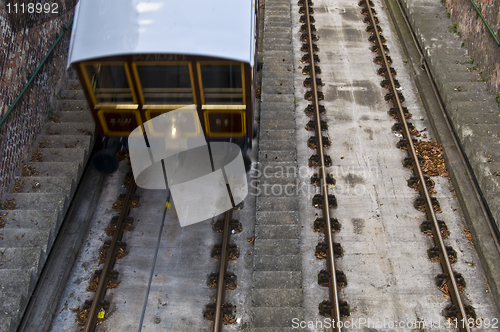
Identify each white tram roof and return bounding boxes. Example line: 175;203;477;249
68;0;255;67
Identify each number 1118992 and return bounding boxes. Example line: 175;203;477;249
6;3;59;14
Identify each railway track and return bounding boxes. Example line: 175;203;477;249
361;0;473;329
82;176;138;332
292;0;498;329
299;0;345;329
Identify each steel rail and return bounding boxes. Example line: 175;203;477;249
364;2;470;331
84;179;138;332
213;209;233;332
304;2;341;330
393;0;500;256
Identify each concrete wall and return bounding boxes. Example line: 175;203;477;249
0;0;77;199
445;0;500;92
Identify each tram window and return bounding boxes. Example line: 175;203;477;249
199;63;244;104
83;64;134;104
135;64;194;105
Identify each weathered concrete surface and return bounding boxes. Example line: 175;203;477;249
292;0;499;327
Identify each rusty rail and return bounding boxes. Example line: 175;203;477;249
213;209;233;332
364;1;470;331
303;1;342;330
83;179;137;332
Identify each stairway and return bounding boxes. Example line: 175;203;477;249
0;69;96;332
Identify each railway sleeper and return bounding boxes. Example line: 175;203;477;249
371;44;389;54
299;14;315;23
312;194;337;209
211;244;239;260
319;300;350;318
305;119;328;131
305;90;324;101
207;272;237;290
302;65;321;75
203;303;236;324
436;273;466;295
368;34;386;44
297;0;314;7
402;156;424;168
427;246;457;264
310;173;336;187
313;217;341;233
318;270;347;288
420;220;450;239
396;138;418;150
105;216;134;236
363;15;379;24
73;299;110;326
366;24;383;33
443;304;476;323
307;136;331;149
381;78;399;89
388;106;411;119
87;270;120;292
300;23;317;33
299;6;314;14
375;56;393;67
211;218;242;234
315;242;343;259
98;241;127;264
361;7;377;16
303;77;323;87
301;42;319;52
377;66;397;77
112;193;140;210
414;196;442;213
384;92;406;104
358;0;374;7
305;104;326;116
308;154;332;168
300;33;319;43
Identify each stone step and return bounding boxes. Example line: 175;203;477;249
36;135;92;149
252;307;303;328
0;269;36;332
19;162;80;180
1;193;68;213
29;147;87;164
57;99;90;112
253;239;301;255
57;110;94;123
11;176;75;194
0;228;52;251
0;247;44;271
260;129;296;141
68;79;82;90
0;210;57;229
45;122;95;136
58;89;85;100
259;140;296;152
255;225;301;240
253;254;301;271
253;271;302;289
256;211;299;225
258;151;297;163
252;289;303;307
